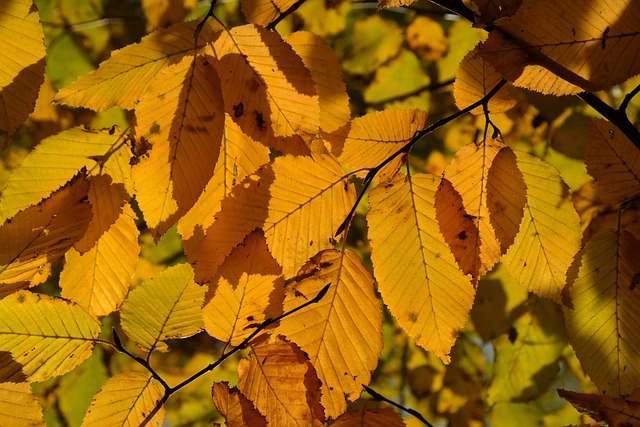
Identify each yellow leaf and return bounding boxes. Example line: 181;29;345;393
331;408;406;426
74;174;129;253
454;47;516;115
178;114;270;258
0;128;125;225
142;0;196;31
0;179;92;294
237;336;324;426
406;16;447;61
285;31;351;137
0;0;46;137
276;250;383;418
480;0;640;95
60;204;139;317
334;109;427;181
55;20;218;111
378;0;416;8
501;151;581;302
212;382;266;427
586;117;640;205
241;0;297;27
132;55;224;237
367;173;475;363
0;290;101;382
120;263;205;353
0;382;44;426
558;389;640;426
211;25;319;155
82;370;165;426
203;231;284;346
487;297;567;404
193;154;354;281
564;231;640;397
342;15;403;76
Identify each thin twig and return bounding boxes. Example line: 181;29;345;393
371;78;455;107
619;82;640;113
111;329;170;390
578;92;640;151
427;0;475;22
363;384;435;427
266;0;309;30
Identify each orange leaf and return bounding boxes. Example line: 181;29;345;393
368;173;475;362
237;336;324;426
558;389;640;426
211;25;319;155
276;250;383;418
332;408;406;426
241;0;298;27
0;0;46;137
586;117;640;205
132;55;224;238
454;47;515;115
212;382;266;427
203;231;284;346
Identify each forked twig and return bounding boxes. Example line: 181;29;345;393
363;384;435;427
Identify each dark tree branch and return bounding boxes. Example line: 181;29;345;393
619;82;640;113
578;92;640;151
266;0;309;30
427;0;475;22
363;384;435;427
371;78;455;107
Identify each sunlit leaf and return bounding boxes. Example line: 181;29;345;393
342;15;403;75
277;250;383;418
564;231;640;397
0;128;124;225
406;16;447;61
60;203;139;317
193;154;354;281
285;31;351;137
586;117;640;205
211;25;319;155
0;0;46;137
120;263;205;353
331;408;406;426
55;20;219;110
558;389;640;426
203;231;284;346
179;114;270;258
237;336;324;426
0;290;101;382
501;151;581;302
487;297;567;404
454;47;515;115
0;179;91;294
0;382;44;426
241;0;297;27
437;20;487;82
132;55;224;237
212;382;266;427
142;0;196;31
82;370;164;426
480;0;640;95
368;173;475;362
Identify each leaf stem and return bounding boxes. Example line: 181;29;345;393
266;0;309;30
363;384;435;427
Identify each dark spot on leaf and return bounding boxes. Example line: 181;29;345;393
601;26;610;49
457;230;467;240
17;295;25;304
233;103;244;118
262;357;268;365
149;122;160;135
309;240;313;246
329;386;334;391
247;316;254;321
571;27;576;37
408;312;418;323
630;273;640;290
108;125;116;135
508;327;518;343
255;111;265;131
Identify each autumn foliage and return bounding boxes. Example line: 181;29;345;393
1;0;640;425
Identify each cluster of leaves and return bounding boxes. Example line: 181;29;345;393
0;0;639;425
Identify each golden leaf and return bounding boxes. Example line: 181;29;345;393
406;16;447;61
0;179;92;294
237;336;324;426
120;263;205;353
331;408;406;426
501;151;581;302
60;204;139;317
0;0;46;137
0;382;44;426
285;31;351;137
378;0;416;9
55;20;218;111
212;382;266;427
558;389;640;426
178;114;270;258
0;128;124;225
487;298;567;404
82;370;164;426
211;25;319;155
454;47;516;115
241;0;297;27
586;117;640;205
203;231;284;346
277;250;383;418
132;55;224;237
564;231;640;397
193;154;354;281
367;173;475;363
480;0;640;95
0;290;101;382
